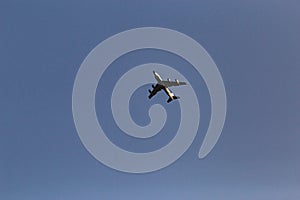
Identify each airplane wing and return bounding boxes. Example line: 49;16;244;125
161;80;187;87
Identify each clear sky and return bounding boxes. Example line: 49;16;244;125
1;0;300;199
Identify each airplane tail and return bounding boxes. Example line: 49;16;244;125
148;89;153;99
167;96;180;103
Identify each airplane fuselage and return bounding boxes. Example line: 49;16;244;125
154;71;162;82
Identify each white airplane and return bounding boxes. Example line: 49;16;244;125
148;71;187;103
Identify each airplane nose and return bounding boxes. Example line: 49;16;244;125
153;70;156;74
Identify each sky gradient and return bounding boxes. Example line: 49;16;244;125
1;0;300;199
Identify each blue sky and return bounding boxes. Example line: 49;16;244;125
1;0;300;199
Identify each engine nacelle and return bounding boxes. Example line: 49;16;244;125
175;79;179;84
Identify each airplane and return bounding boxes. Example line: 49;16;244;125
148;71;187;103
